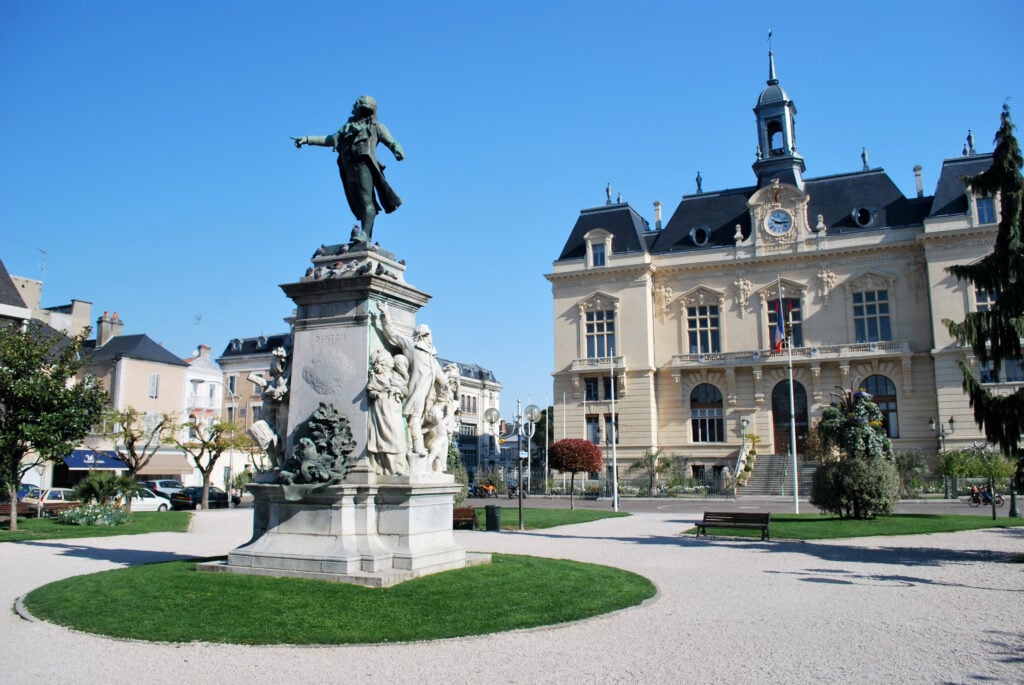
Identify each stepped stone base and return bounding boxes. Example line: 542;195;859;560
197;478;490;588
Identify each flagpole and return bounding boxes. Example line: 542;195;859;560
781;277;800;514
609;347;619;512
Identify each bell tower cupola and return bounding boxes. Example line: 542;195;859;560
752;40;805;190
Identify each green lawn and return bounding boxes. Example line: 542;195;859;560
473;506;630;530
687;513;1024;540
23;554;656;644
0;511;191;541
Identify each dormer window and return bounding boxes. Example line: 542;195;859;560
584;228;612;268
976;196;996;224
229;339;242;352
851;206;875;227
256;336;267;349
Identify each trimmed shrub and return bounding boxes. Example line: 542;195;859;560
810;456;899;519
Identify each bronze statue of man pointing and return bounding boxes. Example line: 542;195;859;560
293;95;405;244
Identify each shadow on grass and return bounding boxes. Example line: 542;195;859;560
15;539;201;566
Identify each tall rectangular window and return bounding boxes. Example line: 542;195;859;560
975;288;996;312
585;415;600;444
852;290;891;343
584;378;599;401
604;414;619;444
769;298;803;348
585;310;615;358
147;373;160;399
977;197;996;224
227;375;237;395
687;304;721;354
602;376;613;401
591;243;606;267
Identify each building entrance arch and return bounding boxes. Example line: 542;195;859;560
771;380;809;456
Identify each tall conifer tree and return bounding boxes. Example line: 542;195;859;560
944;104;1024;485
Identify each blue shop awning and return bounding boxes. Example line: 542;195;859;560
64;449;128;470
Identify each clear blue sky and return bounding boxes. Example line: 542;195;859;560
2;1;1022;418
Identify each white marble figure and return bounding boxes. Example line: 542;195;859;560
423;362;461;473
376;301;446;460
366;348;407;475
248;346;290;468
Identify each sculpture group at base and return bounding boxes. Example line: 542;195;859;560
368;301;459;477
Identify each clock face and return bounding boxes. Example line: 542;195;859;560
765;209;793;234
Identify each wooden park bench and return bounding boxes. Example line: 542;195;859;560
694;511;771;541
0;502;33;519
453;507;477;530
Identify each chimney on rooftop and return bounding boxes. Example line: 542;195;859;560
96;311;125;347
654;201;663;230
197;344;211;359
913;165;924;198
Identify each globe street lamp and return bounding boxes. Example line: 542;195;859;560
483;406;501;484
519;404;541;531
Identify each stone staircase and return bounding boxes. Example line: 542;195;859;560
740;454;816;497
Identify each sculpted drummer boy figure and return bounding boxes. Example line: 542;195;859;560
293;95;405;244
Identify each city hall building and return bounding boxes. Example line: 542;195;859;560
547;50;1016;487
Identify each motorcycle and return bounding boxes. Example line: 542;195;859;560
968;487;1004;507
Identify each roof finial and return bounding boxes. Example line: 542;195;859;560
966;129;975;156
605;182;613;205
695;171;703;194
767;29;778;85
861;147;869;171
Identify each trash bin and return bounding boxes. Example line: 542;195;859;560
485;504;501;531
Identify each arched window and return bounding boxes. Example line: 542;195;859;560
863;375;899;438
690;383;724;442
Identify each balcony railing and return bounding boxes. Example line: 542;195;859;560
669;340;910;367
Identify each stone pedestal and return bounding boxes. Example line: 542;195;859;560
198;244;488;586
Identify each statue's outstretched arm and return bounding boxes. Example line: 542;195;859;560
376;124;405;161
292;134;335;149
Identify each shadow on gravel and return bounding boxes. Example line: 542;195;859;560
15;540;199;566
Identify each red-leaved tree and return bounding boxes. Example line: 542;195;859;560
549;438;603;510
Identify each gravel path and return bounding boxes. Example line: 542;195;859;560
2;508;1022;684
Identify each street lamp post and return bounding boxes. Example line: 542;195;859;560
523;404;541;530
930;416;956;498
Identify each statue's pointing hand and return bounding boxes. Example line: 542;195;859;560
291;136;307;148
392;144;405;161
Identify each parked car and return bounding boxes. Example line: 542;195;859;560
21;487;80;516
123;487;171;512
140;479;185;498
22;487;76;505
170;486;229;510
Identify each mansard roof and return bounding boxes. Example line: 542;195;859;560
218;333;292;358
437;357;500;384
556;203;651;261
83;334;188;367
650;169;932;255
929;153;994;217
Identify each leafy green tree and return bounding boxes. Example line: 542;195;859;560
628;449;669;496
447;442;468;506
171;419;253;509
0;322;107;531
100;406;173;478
943;104;1024;493
662;454;692;488
809;387;898;518
893;450;927;497
549;438;603;510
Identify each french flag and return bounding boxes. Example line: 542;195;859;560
773;298;785;351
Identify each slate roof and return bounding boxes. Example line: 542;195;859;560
83;334;188;367
218;333;292;358
437;357;499;384
555;167;942;260
0;259;29;310
929;154;994;217
556;203;651;261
